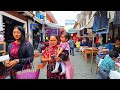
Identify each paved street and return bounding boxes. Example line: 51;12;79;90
33;50;98;79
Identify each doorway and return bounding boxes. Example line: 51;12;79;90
101;34;106;44
3;15;24;52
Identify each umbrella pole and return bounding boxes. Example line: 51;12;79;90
91;32;94;73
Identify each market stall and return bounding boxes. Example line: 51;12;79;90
83;47;98;62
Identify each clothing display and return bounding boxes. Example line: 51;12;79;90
99;11;108;31
93;11;108;34
93;11;101;32
113;11;120;27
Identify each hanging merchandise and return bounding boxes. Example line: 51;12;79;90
93;11;109;34
113;11;120;27
99;11;108;31
45;28;50;37
58;29;61;35
93;11;101;32
52;28;57;35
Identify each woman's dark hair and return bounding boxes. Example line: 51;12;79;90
49;34;60;44
109;51;119;58
61;32;71;41
13;26;26;58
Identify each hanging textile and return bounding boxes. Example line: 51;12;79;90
113;11;120;27
93;11;101;32
52;29;57;35
99;11;108;31
93;11;109;34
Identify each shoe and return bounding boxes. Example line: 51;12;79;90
51;69;59;73
59;71;65;75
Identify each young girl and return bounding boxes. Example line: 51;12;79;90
51;33;70;75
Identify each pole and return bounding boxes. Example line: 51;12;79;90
42;23;45;42
91;32;94;73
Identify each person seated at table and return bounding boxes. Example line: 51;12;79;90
98;51;119;79
113;37;120;54
80;37;89;52
82;37;87;46
88;37;92;47
105;39;113;51
95;35;100;47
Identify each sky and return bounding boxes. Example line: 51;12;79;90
51;11;81;27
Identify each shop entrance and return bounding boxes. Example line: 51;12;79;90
32;22;42;50
102;34;106;44
3;15;24;52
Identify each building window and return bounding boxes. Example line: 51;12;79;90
89;11;92;19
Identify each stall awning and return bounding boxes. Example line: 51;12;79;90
92;11;109;34
44;21;60;28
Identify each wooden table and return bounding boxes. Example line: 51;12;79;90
83;47;98;62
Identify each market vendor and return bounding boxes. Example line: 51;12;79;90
98;51;119;79
105;39;113;51
113;37;120;54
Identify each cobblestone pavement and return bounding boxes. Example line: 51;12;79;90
33;51;98;79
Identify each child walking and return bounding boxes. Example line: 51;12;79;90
52;33;70;75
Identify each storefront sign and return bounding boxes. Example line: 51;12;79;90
30;23;36;30
40;15;44;20
65;20;75;25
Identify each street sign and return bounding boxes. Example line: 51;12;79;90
30;23;37;30
65;20;75;25
40;15;44;20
